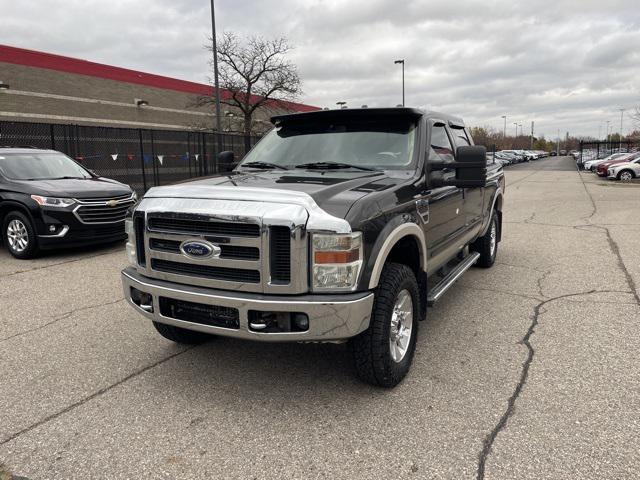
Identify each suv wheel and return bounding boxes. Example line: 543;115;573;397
3;211;38;259
472;212;499;268
152;321;213;344
350;262;419;388
618;170;634;182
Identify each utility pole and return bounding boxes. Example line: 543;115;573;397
210;0;223;159
606;120;610;153
501;115;507;139
530;121;534;150
556;128;560;155
394;60;405;107
619;108;624;151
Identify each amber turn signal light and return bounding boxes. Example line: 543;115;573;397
314;250;360;264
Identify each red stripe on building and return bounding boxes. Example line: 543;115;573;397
0;44;320;112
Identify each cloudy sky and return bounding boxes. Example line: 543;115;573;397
2;0;639;138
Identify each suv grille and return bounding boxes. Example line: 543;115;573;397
75;198;135;224
148;216;260;237
151;259;260;283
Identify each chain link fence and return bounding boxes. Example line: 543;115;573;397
0;121;262;193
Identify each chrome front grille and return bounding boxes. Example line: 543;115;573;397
138;212;306;294
74;195;136;224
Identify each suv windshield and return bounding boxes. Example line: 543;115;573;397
239;118;418;170
0;152;91;180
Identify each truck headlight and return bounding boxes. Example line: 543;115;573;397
125;218;137;265
311;232;363;291
30;195;75;208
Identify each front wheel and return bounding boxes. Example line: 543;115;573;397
618;170;634;182
350;263;420;388
3;211;38;259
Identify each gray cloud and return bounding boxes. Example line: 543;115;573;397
2;0;639;138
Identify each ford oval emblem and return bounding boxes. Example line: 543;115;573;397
180;240;220;259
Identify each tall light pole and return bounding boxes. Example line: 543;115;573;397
394;59;405;107
619;108;624;151
556;128;560;155
530;121;534;150
518;124;523;137
606;120;610;152
210;0;223;159
501;115;507;139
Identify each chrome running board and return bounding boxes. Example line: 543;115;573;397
427;252;480;306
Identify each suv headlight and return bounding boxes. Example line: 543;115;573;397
125;218;137;265
311;232;363;291
30;195;75;208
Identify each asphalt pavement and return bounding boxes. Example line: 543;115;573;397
1;156;638;479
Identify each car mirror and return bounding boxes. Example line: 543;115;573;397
429;146;487;187
217;150;236;172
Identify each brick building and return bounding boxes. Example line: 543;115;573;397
0;44;318;133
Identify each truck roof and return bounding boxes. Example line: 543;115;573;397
271;107;465;128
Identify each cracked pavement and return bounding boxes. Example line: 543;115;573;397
0;156;638;479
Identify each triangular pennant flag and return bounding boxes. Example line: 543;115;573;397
194;154;199;162
157;155;164;165
111;154;118;161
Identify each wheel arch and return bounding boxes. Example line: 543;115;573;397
366;222;427;290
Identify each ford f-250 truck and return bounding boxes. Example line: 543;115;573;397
122;107;504;387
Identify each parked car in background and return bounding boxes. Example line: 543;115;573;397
596;153;640;177
560;150;567;156
0;147;136;259
608;161;640;182
584;153;628;171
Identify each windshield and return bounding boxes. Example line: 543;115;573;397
239;118;418;170
0;152;91;180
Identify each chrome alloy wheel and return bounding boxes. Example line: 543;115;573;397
619;171;633;182
389;289;414;363
489;221;497;257
7;219;29;253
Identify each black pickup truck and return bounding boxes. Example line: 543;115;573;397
122;108;504;387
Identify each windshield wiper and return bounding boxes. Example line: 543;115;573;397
294;162;377;171
239;161;288;170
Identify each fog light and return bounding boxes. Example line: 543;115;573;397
130;287;153;313
293;313;309;331
48;225;57;232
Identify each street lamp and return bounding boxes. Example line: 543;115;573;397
394;59;405;107
518;124;523;137
619;108;624;150
501;115;507;139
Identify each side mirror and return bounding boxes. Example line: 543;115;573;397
217;150;235;172
429;146;487;188
455;145;487;186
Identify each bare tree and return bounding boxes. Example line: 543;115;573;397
203;33;302;151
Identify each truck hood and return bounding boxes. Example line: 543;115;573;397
10;176;131;198
145;169;413;219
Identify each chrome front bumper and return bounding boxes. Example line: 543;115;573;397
121;267;374;342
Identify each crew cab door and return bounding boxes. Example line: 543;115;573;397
449;124;484;232
422;121;465;269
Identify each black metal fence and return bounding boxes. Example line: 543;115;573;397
0;121;261;193
578;140;640;168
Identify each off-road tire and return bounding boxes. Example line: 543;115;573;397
152;321;213;344
349;262;420;388
472;212;498;268
3;211;39;259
